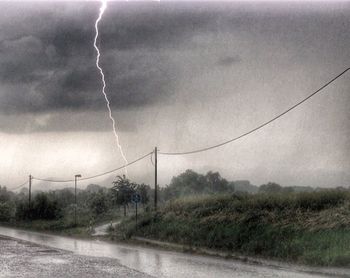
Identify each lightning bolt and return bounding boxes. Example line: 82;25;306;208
94;0;128;176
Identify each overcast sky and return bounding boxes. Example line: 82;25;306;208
0;1;349;190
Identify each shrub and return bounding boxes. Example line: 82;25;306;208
89;192;109;215
16;193;62;220
0;201;14;221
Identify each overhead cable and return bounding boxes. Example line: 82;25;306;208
33;151;153;183
159;68;349;155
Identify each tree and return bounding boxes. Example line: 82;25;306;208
0;201;14;222
32;193;62;220
88;190;109;215
161;170;234;201
205;171;231;193
0;186;15;203
54;189;75;209
137;183;150;206
167;169;206;197
259;182;282;194
15;193;62;220
111;175;136;216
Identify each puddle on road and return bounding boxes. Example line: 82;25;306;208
31;256;68;265
35;249;60;253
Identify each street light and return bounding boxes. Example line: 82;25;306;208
74;174;81;226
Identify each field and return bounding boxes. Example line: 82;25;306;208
116;190;350;266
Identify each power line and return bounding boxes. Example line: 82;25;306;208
3;68;349;187
33;151;153;183
159;68;350;156
9;180;29;191
150;151;155;166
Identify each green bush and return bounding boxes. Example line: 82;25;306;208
0;201;14;222
16;193;62;220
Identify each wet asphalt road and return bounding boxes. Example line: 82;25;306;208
0;226;349;278
0;236;153;278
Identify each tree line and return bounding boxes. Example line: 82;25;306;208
1;169;348;224
0;175;151;224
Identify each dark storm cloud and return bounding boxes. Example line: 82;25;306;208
0;2;348;131
99;2;218;51
0;2;220;117
0;35;50;84
216;55;241;67
0;111;138;134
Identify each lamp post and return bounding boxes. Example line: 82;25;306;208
74;174;81;226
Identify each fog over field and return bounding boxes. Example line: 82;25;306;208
0;1;349;189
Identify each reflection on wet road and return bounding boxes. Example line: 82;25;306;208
0;236;151;278
0;226;337;278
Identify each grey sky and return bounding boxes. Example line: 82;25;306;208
0;1;349;189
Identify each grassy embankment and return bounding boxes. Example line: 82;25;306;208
115;190;350;267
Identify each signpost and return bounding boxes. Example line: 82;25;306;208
132;193;141;227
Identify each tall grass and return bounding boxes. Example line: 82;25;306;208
117;190;350;266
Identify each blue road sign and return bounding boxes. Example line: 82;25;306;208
132;193;141;203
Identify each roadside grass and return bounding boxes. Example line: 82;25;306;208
6;206;128;237
6;207;93;236
8;219;90;237
115;190;350;267
5;204;144;237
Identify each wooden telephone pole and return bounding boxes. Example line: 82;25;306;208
154;147;158;211
28;174;32;207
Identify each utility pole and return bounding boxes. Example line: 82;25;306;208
135;201;138;227
28;175;32;207
74;174;81;226
154;147;158;211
